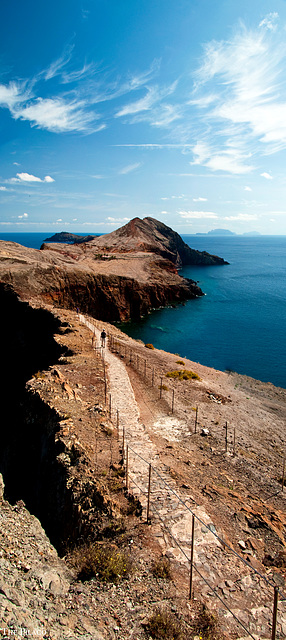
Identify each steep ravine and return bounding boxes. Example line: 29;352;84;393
0;285;69;548
0;285;125;554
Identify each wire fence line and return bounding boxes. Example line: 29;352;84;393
125;442;281;640
108;333;286;497
79;313;283;640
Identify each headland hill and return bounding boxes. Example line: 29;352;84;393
0;216;228;322
0;216;286;640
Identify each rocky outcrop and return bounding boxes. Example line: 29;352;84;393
85;217;229;266
0;243;204;325
0;217;228;322
44;232;96;244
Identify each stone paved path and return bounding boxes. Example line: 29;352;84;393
79;316;286;640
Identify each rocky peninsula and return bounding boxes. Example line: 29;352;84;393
0;217;227;322
1;218;286;640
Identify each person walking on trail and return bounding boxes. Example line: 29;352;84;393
101;329;107;348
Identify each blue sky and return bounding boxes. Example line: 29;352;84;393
1;0;286;235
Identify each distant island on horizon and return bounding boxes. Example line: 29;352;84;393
43;228;262;245
193;228;261;237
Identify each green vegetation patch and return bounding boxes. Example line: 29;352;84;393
165;370;200;381
68;541;132;583
175;360;185;366
145;343;155;349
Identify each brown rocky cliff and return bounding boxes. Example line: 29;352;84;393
0;240;203;323
0;217;228;322
83;216;229;266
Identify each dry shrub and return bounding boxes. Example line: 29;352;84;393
165;370;200;381
151;556;172;580
175;360;185;366
191;603;221;640
145;343;155;349
68;541;132;583
147;609;183;639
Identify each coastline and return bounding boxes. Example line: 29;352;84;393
1;303;286;639
1;230;285;388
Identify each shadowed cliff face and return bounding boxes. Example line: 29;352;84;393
0;288;128;553
0;247;203;322
0;284;64;388
38;271;202;322
0;285;69;548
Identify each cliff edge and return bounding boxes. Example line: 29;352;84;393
0;217;227;322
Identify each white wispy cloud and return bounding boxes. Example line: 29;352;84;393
18;212;28;219
9;172;55;183
19;173;54;183
13;98;105;133
193;196;208;202
106;216;130;223
61;62;96;84
224;213;258;221
118;162;141;175
259;12;279;31
0;56;162;135
151;104;181;127
191;141;253;174
44;45;74;80
115;81;178;119
113;144;193;148
178;210;218;219
261;172;273;179
115;87;161;117
0;81;29;109
0;186;7;191
88;60;161;106
191;14;286;172
244;186;252;191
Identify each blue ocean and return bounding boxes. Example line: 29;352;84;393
121;235;286;389
1;232;285;389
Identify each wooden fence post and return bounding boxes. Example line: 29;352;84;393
272;586;279;640
189;514;195;599
146;464;152;523
122;424;125;461
126;445;129;490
